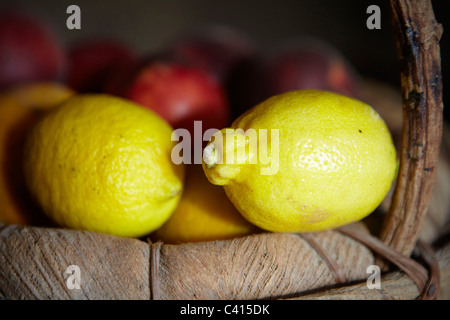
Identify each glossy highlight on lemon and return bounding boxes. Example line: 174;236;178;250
202;90;397;233
23;94;184;237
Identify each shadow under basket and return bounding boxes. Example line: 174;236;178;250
0;0;448;300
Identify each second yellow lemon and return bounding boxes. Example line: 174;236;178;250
203;90;397;233
23;94;184;237
152;164;259;243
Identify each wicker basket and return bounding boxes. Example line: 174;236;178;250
0;0;447;300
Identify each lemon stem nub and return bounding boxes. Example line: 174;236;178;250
204;144;220;168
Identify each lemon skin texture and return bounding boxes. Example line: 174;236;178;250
23;94;184;237
203;90;397;233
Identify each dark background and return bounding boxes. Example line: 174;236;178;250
1;0;448;120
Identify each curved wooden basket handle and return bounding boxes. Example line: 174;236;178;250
380;0;444;257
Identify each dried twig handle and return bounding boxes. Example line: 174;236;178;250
380;0;444;257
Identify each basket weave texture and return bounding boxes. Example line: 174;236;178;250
0;0;448;300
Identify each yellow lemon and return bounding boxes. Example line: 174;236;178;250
23;94;184;237
202;90;397;233
152;164;259;243
0;82;75;225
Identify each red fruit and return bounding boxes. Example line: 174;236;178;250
103;53;171;97
0;9;66;90
264;38;361;98
67;39;136;92
167;25;255;82
125;62;230;134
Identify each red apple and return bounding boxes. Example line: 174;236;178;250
263;37;361;98
166;25;255;83
67;39;136;93
123;62;230;135
0;9;66;90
